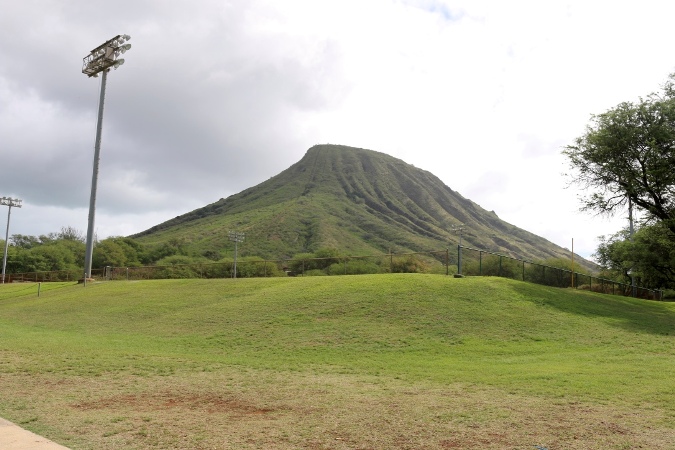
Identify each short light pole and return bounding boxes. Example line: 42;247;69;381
81;34;132;282
451;223;465;276
228;231;245;278
1;197;22;284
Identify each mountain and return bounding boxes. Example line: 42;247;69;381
133;144;594;269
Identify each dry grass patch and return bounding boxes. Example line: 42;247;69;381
2;368;673;450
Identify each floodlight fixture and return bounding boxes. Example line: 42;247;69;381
82;34;132;77
0;197;22;208
451;223;465;245
81;34;132;283
1;196;22;284
228;231;245;279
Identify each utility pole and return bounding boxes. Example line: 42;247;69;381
228;231;245;278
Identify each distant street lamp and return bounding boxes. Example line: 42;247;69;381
81;34;131;281
228;231;245;278
1;197;22;284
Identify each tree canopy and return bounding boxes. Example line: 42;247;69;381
563;74;675;236
565;74;675;290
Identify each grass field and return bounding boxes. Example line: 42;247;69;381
0;275;673;449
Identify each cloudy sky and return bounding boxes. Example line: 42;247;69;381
1;0;673;259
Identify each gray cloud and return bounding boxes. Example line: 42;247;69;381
1;0;349;221
2;0;674;260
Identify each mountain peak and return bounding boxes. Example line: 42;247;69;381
134;145;591;269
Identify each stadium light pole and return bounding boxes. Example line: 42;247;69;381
228;231;245;278
1;197;22;284
451;223;465;276
81;34;131;282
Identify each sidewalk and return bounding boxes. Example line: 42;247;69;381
0;417;70;450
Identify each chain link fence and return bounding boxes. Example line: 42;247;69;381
458;246;663;300
3;246;663;300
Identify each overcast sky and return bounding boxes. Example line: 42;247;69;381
1;0;673;259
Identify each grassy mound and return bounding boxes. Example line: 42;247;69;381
1;275;673;449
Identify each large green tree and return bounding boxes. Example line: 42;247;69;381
563;74;675;236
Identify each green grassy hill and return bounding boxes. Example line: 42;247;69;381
133;145;595;270
0;276;673;449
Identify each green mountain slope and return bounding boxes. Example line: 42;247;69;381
133;144;591;268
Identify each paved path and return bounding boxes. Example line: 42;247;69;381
0;417;70;450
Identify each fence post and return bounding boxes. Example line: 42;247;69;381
499;255;502;277
522;261;525;281
479;251;482;276
446;248;449;276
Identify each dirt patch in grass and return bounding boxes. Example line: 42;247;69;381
1;370;673;449
72;391;278;417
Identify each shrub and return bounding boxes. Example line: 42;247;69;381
327;259;382;275
153;255;203;279
304;269;327;276
235;257;285;278
391;255;428;273
464;254;521;279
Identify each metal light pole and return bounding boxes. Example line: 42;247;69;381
451;223;465;276
628;197;636;297
81;34;131;281
571;238;575;288
1;197;22;284
228;231;245;278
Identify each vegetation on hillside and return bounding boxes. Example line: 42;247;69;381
131;145;596;271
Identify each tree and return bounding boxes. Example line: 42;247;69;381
16;244;79;272
57;226;85;242
563;74;675;236
146;237;188;264
10;234;41;249
92;237;145;269
595;224;675;289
